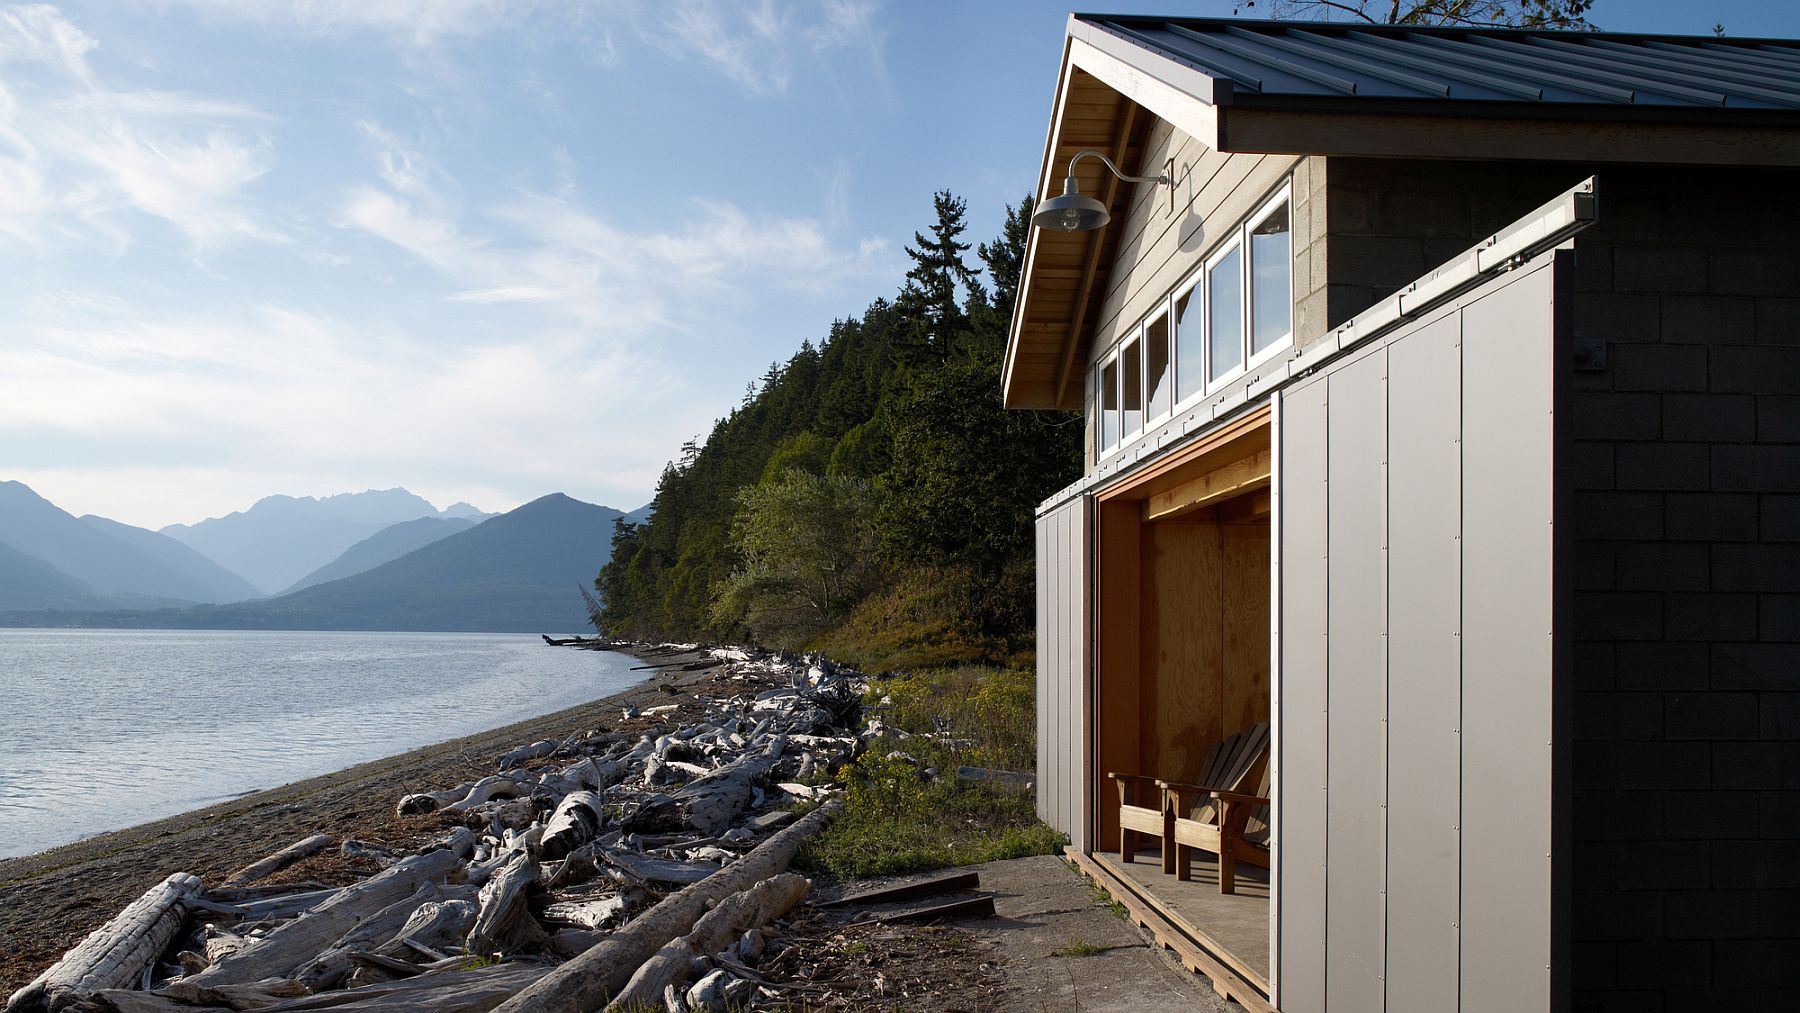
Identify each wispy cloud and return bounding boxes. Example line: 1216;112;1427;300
0;4;275;249
650;0;888;97
341;139;892;338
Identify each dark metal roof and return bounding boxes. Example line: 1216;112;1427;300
1076;15;1800;111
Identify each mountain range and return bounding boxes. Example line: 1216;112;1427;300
161;489;492;594
0;481;259;607
0;483;646;631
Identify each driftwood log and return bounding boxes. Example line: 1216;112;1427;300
604;873;810;1011
223;834;335;887
468;851;544;954
491;798;840;1013
184;847;462;986
6;873;203;1013
628;737;785;836
295;882;455;990
539;792;603;861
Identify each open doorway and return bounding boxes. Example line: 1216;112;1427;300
1089;407;1273;994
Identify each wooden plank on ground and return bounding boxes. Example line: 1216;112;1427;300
1067;849;1274;1013
817;871;981;909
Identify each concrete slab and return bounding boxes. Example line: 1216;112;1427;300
964;855;1231;1012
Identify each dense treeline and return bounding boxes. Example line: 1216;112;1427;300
596;192;1083;668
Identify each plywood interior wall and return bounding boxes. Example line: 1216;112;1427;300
1139;513;1271;781
1097;482;1270;851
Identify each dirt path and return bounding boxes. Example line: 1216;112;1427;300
0;643;712;998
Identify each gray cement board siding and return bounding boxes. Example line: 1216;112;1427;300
1382;310;1465;1013
1036;494;1090;850
1277;256;1562;1012
1323;349;1390;1013
1277;381;1329;1013
1459;262;1558;1013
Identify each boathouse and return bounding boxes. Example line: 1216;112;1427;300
1007;16;1800;1012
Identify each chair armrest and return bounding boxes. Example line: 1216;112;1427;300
1109;772;1160;786
1211;790;1270;806
1156;779;1208;793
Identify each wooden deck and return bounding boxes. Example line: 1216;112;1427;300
1071;846;1272;1011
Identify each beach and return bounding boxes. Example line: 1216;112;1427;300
0;641;700;999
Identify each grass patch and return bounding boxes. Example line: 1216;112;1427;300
800;665;1065;878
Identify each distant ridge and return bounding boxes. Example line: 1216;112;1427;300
281;515;479;594
0;481;261;606
0;540;104;611
0;493;621;633
161;488;490;594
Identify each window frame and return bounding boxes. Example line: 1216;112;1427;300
1201;233;1248;393
1243;187;1296;375
1090;180;1295;463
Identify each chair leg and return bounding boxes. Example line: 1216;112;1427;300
1160;807;1176;875
1175;843;1191;882
1121;827;1135;863
1219;848;1236;894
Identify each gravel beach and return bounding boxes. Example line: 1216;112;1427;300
0;641;708;998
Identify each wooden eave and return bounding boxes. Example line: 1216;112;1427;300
1003;37;1157;412
1000;15;1800;412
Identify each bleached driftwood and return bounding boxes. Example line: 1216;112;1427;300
184;847;461;986
491;798;840;1013
223;834;335;887
601;852;716;885
83;965;552;1013
468;851;543;955
539;791;603;861
628;737;785;836
371;899;477;960
5;873;203;1013
540;895;631;931
442;775;529;814
604;873;809;1011
497;739;558;769
294;882;447;990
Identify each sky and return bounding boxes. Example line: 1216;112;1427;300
3;1;1797;530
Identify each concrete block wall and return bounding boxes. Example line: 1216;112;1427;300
1327;159;1800;1012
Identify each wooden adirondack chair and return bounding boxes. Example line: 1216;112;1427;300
1165;757;1272;893
1109;722;1269;875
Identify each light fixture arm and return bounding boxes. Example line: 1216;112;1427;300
1059;149;1170;194
1031;150;1171;233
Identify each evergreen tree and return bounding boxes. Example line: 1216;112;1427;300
898;190;982;359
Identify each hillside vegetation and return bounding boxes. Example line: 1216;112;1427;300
596;192;1083;671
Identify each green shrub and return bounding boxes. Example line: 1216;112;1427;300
800;747;1064;878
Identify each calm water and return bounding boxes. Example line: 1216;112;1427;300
0;629;643;859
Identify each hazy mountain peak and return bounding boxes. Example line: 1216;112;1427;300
0;480;261;605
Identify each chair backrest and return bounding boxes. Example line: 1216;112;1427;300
1243;763;1272;848
1187;722;1270;822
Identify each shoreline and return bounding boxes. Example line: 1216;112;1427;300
0;639;718;997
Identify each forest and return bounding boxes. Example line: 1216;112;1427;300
595;192;1083;670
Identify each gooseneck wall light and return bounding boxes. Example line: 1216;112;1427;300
1031;149;1172;233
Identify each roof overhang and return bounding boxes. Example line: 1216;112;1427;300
1001;15;1800;411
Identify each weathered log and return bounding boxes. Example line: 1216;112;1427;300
396;785;469;816
605;873;809;1011
184;847;461;987
627;737;785;837
230;887;343;920
468;851;544;955
371;899;477;961
444;775;529;814
491;798;840;1013
210;964;550;1013
539;792;603;861
540;895;631;931
223;835;335;887
497;740;558;769
6;872;203;1013
601;852;717;885
295;882;444;991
